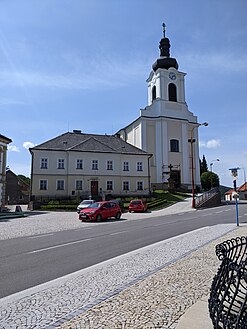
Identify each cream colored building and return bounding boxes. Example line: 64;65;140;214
0;134;12;208
116;27;202;190
30;131;152;200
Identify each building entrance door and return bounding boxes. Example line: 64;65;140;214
91;181;98;198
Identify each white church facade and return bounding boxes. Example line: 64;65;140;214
117;26;203;191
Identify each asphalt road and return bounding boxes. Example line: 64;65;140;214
1;203;247;298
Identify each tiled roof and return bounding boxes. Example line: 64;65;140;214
225;183;247;194
237;182;247;192
31;131;150;156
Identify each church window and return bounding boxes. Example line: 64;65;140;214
152;86;156;101
168;83;177;102
170;139;179;152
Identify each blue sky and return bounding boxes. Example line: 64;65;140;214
1;0;246;187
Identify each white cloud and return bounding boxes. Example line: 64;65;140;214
200;139;221;149
23;141;35;149
8;145;20;152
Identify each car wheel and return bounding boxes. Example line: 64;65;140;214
115;212;121;220
96;214;102;222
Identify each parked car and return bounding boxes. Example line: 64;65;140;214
77;199;95;213
128;199;147;213
79;201;122;222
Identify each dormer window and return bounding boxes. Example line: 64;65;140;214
168;83;177;102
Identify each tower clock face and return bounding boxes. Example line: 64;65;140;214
169;72;176;80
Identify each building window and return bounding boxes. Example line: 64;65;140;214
40;158;48;169
57;180;65;190
106;181;113;190
137;162;143;171
123;161;129;171
75;180;83;190
137;181;143;190
152;85;156;101
123;181;129;191
39;180;47;190
168;83;177;102
92;160;98;170
170;139;179;152
107;160;113;170
58;159;65;169
76;159;83;169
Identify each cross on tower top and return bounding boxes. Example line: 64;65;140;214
162;23;166;37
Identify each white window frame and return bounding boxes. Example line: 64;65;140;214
56;180;65;190
76;159;83;170
39;179;48;190
75;180;83;190
40;158;48;169
106;160;113;171
123;161;129;171
137;181;144;190
57;159;65;169
137;161;143;171
106;180;113;191
92;160;98;170
123;181;129;191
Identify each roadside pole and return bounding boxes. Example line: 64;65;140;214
229;167;240;226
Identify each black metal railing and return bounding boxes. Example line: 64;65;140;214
208;236;247;328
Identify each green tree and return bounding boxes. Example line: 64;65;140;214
200;154;208;175
18;175;30;186
201;171;219;191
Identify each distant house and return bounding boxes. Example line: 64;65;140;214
29;130;152;202
237;182;247;200
0;134;12;209
5;169;30;204
225;183;247;201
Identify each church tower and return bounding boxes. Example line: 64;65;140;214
117;25;202;191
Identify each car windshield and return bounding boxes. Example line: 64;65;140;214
80;200;93;205
131;201;141;205
88;202;101;209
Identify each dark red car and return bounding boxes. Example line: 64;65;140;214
128;199;147;213
79;201;122;222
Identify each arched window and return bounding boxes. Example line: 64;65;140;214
152;85;156;101
170;139;179;152
168;83;177;102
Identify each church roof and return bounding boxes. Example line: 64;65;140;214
30;131;150;156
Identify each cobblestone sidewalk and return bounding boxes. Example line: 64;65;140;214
0;224;243;329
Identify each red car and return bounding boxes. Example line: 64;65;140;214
79;201;122;222
128;199;147;213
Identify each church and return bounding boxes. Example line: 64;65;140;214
117;25;203;191
30;26;204;202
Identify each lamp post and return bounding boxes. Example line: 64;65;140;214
188;122;208;208
210;159;220;172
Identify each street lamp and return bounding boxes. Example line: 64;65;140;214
210;159;220;172
188;122;208;208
